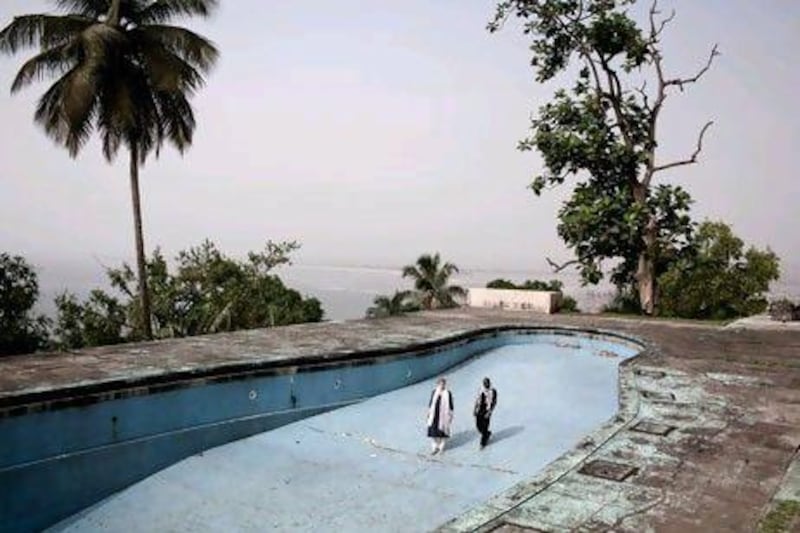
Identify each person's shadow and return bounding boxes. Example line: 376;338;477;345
447;430;474;450
446;425;525;450
490;425;525;444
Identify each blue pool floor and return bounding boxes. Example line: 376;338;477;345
52;342;629;532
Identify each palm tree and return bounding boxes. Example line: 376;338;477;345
0;0;219;339
402;253;466;310
365;290;419;319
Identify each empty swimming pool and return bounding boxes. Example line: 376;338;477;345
49;331;641;532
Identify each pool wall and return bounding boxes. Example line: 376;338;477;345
0;327;642;533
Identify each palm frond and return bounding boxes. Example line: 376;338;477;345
127;71;165;162
441;262;459;276
447;285;466;298
138;0;219;24
11;42;80;92
135;25;217;71
52;0;157;22
34;66;99;156
154;90;195;152
401;265;420;280
136;36;204;93
96;59;162;161
416;254;438;277
0;14;93;54
52;1;112;17
6;0;216;163
99;123;122;160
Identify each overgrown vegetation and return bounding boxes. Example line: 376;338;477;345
0;254;49;356
366;253;464;319
758;500;800;533
1;242;323;355
605;221;780;320
365;290;421;319
53;241;323;349
768;298;800;322
657;221;779;319
485;278;579;312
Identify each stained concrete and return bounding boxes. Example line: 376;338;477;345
3;309;799;531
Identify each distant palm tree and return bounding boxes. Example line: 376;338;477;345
366;290;419;319
402;253;465;310
0;0;219;339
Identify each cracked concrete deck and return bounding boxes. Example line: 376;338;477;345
3;309;800;531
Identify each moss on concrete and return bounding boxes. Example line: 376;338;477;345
759;500;800;533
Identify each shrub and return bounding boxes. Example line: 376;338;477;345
768;298;799;322
658;221;779;320
0;253;49;356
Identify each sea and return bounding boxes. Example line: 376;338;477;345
34;262;800;322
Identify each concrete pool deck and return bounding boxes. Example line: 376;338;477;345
2;309;800;531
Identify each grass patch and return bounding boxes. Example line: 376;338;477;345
759;500;800;533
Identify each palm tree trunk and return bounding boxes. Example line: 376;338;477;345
129;144;153;339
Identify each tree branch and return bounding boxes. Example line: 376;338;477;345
652;121;713;173
634;80;651;112
664;45;720;91
648;0;676;41
597;54;633;147
546;257;580;273
642;0;678;186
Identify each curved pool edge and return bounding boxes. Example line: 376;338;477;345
0;324;648;533
435;333;660;533
0;324;645;414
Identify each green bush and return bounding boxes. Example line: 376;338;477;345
602;287;642;315
53;241;324;350
768;298;799;322
658;221;779;320
0;253;49;356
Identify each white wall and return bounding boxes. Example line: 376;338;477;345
466;288;561;314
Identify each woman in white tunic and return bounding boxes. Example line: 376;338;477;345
426;377;454;454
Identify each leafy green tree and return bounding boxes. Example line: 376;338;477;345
53;290;126;349
658;221;779;320
1;0;220;339
490;0;717;314
402;253;465;310
54;240;324;349
366;290;420;318
0;253;49;356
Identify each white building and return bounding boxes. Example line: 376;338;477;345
466;288;562;314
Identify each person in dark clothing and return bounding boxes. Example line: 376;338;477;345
473;377;497;449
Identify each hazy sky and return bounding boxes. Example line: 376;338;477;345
1;0;798;280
